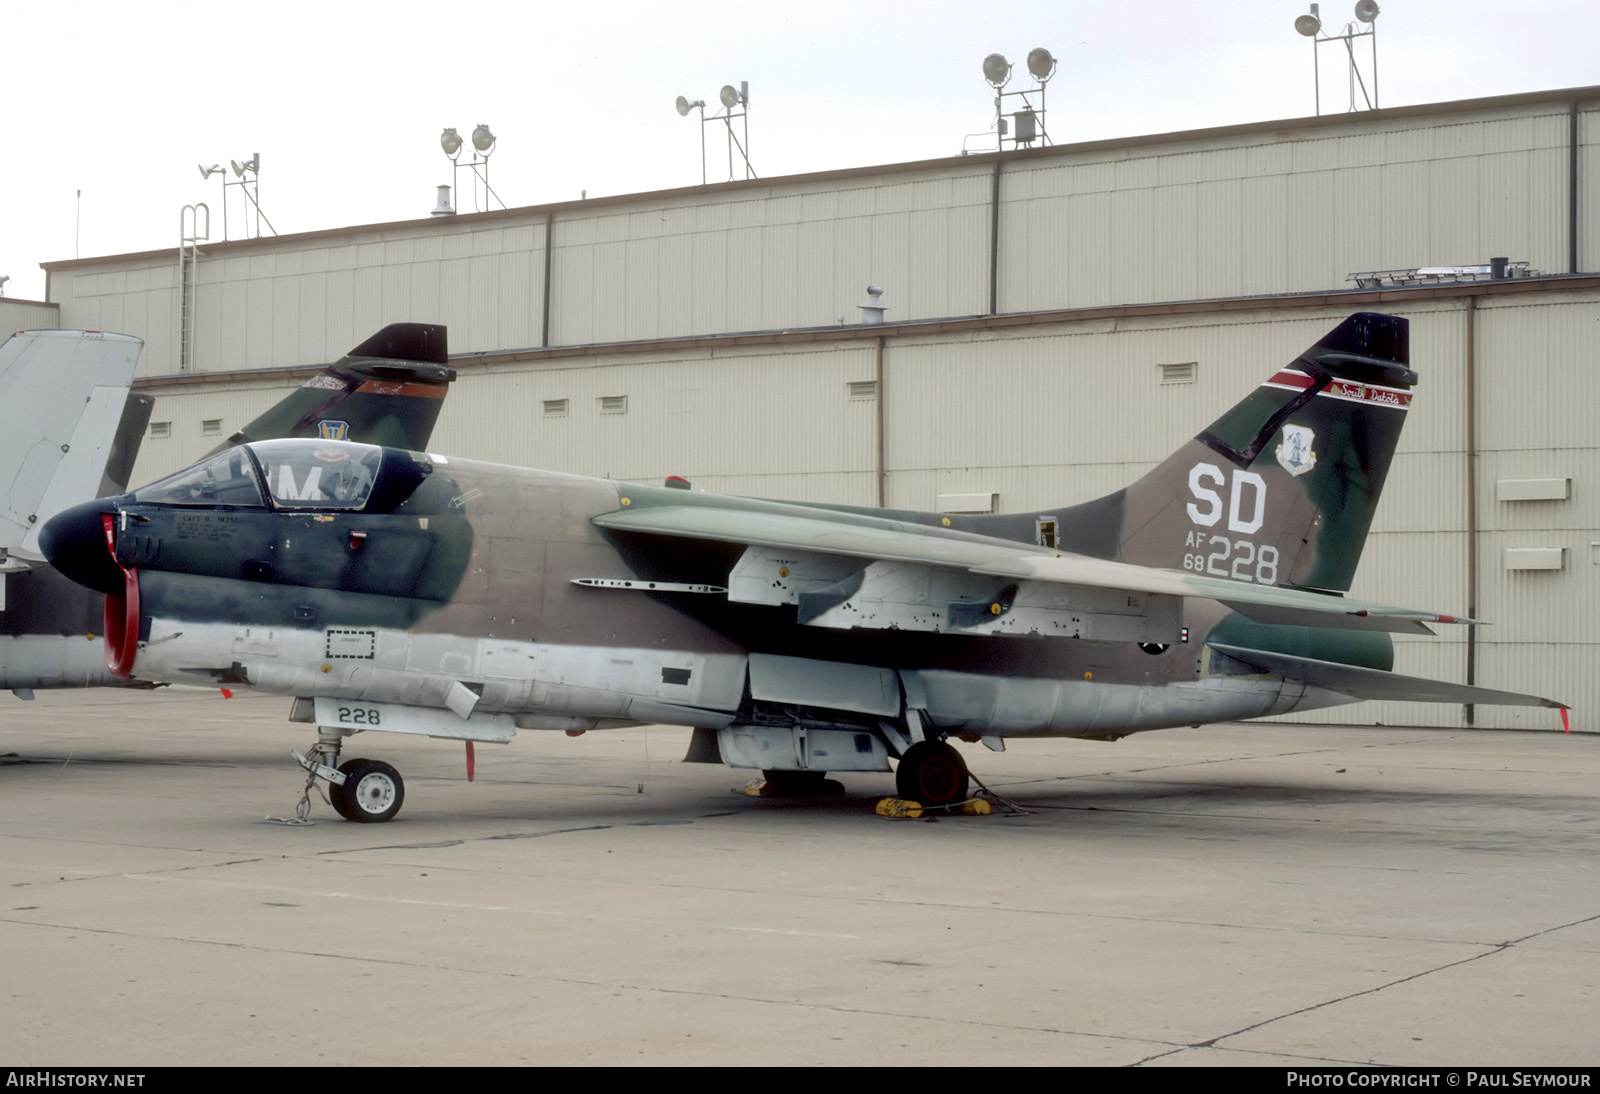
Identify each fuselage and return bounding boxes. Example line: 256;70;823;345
43;439;1378;741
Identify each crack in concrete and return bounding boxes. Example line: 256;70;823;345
1157;909;1600;1065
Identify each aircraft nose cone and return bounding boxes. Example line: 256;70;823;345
38;498;124;594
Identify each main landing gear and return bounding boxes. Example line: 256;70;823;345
290;726;406;823
894;740;970;808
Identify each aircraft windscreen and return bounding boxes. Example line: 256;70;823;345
132;447;265;507
249;439;383;509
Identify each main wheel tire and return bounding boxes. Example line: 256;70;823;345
330;758;405;823
895;741;969;807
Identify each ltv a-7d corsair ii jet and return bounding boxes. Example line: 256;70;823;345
40;313;1567;822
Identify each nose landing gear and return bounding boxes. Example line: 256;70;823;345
288;726;406;823
330;758;405;822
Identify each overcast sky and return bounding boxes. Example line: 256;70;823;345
3;0;1596;301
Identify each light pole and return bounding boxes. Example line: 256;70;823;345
441;124;505;213
1295;2;1381;116
982;48;1057;151
676;82;755;183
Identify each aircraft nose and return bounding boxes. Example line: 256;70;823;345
38;498;125;594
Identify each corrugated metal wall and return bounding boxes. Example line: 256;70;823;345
1469;293;1598;728
0;298;61;332
130;342;883;505
51;95;1599;378
997;103;1578;308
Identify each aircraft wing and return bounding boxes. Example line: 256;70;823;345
591;503;1464;637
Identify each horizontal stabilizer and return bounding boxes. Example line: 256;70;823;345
1212;599;1438;635
1208;643;1568;710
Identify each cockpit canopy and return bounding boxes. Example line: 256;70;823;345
131;439;405;511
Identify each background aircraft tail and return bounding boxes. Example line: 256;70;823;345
214;322;455;454
985;313;1414;594
0;330;143;563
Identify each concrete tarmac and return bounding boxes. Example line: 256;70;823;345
1;687;1595;1067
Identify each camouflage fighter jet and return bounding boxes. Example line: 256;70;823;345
2;323;453;693
39;312;1567;821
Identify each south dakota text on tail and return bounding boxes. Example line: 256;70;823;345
40;312;1567;821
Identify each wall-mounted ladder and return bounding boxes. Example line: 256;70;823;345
178;203;210;374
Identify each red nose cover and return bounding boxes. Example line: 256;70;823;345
100;514;140;679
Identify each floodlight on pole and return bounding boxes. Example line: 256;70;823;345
675;96;708;184
678;81;754;184
982;53;1011;88
213;153;271;240
977;47;1056;152
1026;47;1056;82
439;123;505;213
1294;2;1379;115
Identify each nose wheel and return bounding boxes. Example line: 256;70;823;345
329;759;405;823
289;726;406;823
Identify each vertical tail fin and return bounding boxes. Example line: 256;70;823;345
97;393;155;498
1060;313;1414;592
215;322;455;454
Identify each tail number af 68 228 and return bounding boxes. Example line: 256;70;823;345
1183;534;1279;584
